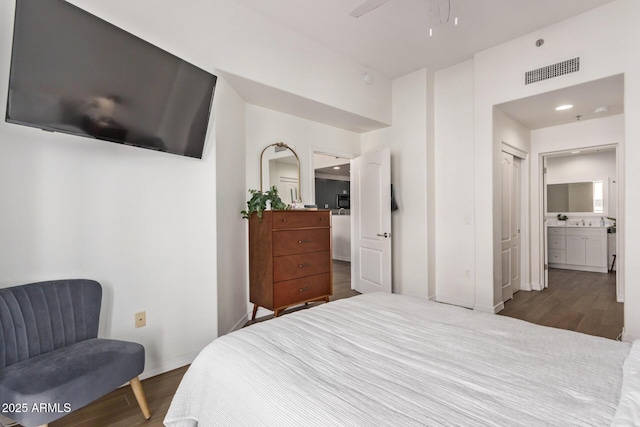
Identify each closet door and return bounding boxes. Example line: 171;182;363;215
501;152;520;302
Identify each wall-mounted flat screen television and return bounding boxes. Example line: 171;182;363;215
6;0;217;159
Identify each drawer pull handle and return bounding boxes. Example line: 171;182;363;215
299;287;311;292
298;240;311;244
282;218;287;222
298;263;311;268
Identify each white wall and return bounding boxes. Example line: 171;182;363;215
0;0;387;377
546;150;616;185
494;109;531;155
530;115;624;290
469;0;639;337
361;69;430;298
216;79;248;337
434;60;475;307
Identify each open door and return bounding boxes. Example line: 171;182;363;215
351;148;392;294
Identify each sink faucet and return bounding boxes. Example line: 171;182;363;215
581;219;585;226
338;208;346;215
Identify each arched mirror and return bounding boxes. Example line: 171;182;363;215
260;142;301;204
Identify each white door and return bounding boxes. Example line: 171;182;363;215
511;158;521;293
501;151;521;302
351;148;392;294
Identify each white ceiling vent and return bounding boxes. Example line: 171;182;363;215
525;57;580;85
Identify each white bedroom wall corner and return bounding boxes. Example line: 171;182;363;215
216;78;248;336
434;59;476;308
623;69;640;341
426;69;437;300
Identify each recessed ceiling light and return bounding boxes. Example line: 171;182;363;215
555;104;574;111
594;106;609;114
333;166;341;170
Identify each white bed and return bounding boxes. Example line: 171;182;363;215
165;293;640;426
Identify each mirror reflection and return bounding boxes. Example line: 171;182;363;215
260;142;301;205
547;181;604;213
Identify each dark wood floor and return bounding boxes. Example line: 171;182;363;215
499;268;623;340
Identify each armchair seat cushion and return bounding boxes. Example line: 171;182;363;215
0;338;144;426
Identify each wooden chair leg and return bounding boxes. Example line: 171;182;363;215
130;376;151;419
251;304;258;320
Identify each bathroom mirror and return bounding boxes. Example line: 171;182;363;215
546;180;605;214
260;142;301;204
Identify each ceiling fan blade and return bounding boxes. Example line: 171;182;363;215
349;0;390;18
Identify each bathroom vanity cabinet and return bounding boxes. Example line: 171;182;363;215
548;226;608;273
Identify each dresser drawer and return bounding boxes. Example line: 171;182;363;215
272;211;330;229
548;236;565;250
273;228;330;256
548;249;566;264
274;251;331;282
274;273;331;308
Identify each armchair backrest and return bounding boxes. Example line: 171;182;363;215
0;279;102;369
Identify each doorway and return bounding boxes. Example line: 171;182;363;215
495;74;625;339
311;149;358;300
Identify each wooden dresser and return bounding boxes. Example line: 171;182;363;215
249;210;332;319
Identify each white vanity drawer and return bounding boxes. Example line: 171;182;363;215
548;236;566;250
549;249;566;264
548;227;566;236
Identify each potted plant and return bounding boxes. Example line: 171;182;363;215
241;186;289;220
556;213;568;223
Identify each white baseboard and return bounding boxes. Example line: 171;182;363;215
333;256;351;262
531;282;543;291
139;351;200;381
473;302;504;314
435;295;473;309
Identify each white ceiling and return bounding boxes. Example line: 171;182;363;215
228;0;616;78
497;74;624;130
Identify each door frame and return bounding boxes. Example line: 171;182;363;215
538;143;623;302
309;147;356;206
501;142;529;295
310;146;357;287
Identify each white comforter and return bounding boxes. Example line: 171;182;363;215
165;293;631;426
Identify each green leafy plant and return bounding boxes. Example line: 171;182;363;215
556;214;568;221
607;216;617;233
241;186;289;220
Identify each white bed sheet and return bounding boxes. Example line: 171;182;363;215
165;292;630;426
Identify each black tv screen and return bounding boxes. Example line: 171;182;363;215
6;0;217;159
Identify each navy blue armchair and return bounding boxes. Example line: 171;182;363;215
0;279;150;427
